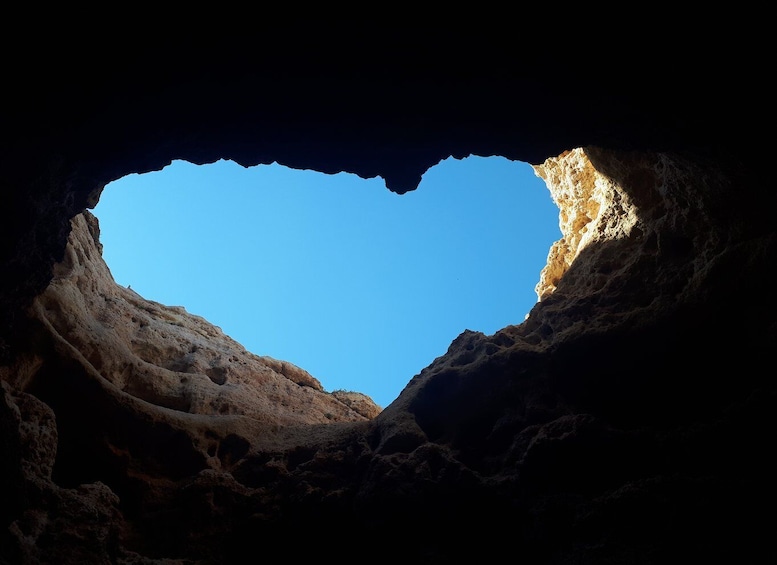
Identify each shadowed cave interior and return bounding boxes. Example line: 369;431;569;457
1;27;775;564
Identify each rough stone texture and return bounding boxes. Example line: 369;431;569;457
533;147;641;301
1;22;775;565
2;381;122;565
26;210;378;425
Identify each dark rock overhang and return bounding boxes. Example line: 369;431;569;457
2;22;776;564
2;29;768;347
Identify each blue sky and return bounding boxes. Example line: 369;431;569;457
93;156;560;409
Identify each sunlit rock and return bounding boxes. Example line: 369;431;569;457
533;147;640;301
29;210;379;425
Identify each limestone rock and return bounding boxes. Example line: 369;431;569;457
1;30;775;564
28;210;379;427
331;389;383;419
532;147;641;301
2;381;122;565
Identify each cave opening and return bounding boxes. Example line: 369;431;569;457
92;155;561;408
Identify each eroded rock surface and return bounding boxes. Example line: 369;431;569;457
3;145;775;564
24;210;379;425
1;210;381;562
533;147;641;301
1;28;775;564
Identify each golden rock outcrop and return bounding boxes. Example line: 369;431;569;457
533;147;640;301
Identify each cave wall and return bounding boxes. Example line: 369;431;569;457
2;25;769;350
1;23;776;565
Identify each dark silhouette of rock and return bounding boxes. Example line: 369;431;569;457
1;22;774;565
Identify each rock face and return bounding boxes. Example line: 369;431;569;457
533;147;641;301
1;26;775;565
30;210;379;424
2;209;380;564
